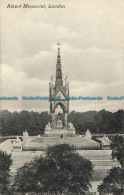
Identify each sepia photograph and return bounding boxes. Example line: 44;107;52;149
0;0;124;194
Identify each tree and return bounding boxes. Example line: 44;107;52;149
98;167;124;195
98;134;124;195
110;134;124;163
13;144;93;195
0;150;12;194
46;144;93;195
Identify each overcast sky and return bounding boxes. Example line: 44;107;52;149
0;0;124;113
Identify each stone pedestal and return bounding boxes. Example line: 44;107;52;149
64;113;68;128
51;112;56;128
45;128;76;136
12;136;22;151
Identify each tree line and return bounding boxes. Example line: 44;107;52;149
68;109;124;134
0;109;124;136
0;110;49;136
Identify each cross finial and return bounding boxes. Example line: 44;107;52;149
57;42;61;48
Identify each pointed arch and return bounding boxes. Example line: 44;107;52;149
54;102;67;113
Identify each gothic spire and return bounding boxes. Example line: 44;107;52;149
55;42;63;86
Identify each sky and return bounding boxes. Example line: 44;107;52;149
0;0;124;113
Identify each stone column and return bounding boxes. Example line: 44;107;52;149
64;113;68;128
0;117;3;136
51;112;55;129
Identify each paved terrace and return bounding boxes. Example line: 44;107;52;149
23;136;100;149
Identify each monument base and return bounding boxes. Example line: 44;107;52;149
45;128;76;136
